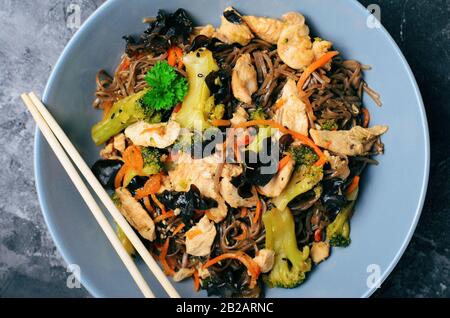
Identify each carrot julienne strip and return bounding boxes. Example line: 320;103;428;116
172;223;185;236
114;164;128;189
346;176;360;195
252;198;262;224
167;46;184;68
142;196;154;212
193;270;200;291
160;238;175;276
278;154;292;171
151;193;166;214
211;119;231;127
134;174;161;200
297;51;340;96
153;210;175;223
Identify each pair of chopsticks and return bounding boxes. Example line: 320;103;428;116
21;92;180;298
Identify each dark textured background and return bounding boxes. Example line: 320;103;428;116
0;0;448;297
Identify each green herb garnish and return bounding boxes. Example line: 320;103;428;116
142;61;188;111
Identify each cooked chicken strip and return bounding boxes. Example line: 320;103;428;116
113;133;126;153
232;53;258;104
100;133;125;160
281;12;307;25
185;215;217;257
100;142;118;160
253;249;275;273
168;152;227;222
310;125;389;156
276;12;314;70
257;156;295;197
273;79;309;136
220;164;258;208
198;24;216;38
216;7;254;45
242;15;284;44
277;23;314;69
124;120;180;149
311;242;330;264
324;150;350;180
115;188;156;241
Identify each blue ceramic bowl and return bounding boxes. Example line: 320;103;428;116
35;0;429;297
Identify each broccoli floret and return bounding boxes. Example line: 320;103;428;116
326;201;355;247
123;147;164;186
172;127;222;160
263;207;311;288
288;144;319;167
250;107;267;120
141;147;164;175
272;165;323;210
175;49;219;130
91;89;162;145
208;103;225;121
319;119;338;131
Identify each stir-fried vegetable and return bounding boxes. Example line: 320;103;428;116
124;147;165;187
263;207;311;288
272;165;323;211
114;145;144;188
287;144;318;167
175;49;219;130
346;176;360;195
91;89;161;145
167;46;184;68
134;174;162;200
326;201;355;247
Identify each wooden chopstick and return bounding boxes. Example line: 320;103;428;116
23;92;180;298
21;93;154;298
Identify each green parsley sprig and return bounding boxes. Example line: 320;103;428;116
142;61;188;111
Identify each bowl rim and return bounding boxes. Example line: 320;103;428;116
34;0;430;298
